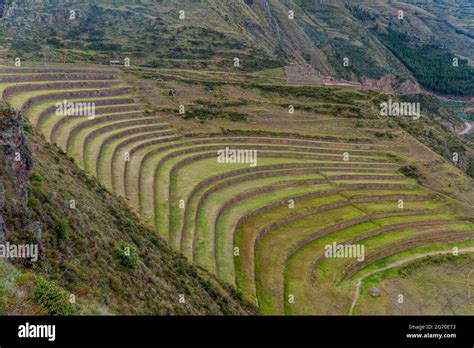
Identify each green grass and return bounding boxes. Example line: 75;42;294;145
0;79;115;95
255;205;364;314
65;117;159;167
215;185;341;285
98;130;175;192
83;123;168;175
37;103;143;140
192;173;325;274
353;250;474;315
348;231;474;281
54;111;147;151
24;95;135;126
8;87;115;109
141;139;393;240
285;217;468;314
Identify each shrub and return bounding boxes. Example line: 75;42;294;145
29;172;44;183
27;195;40;208
399;165;420;180
30;278;76;315
30;185;50;204
114;241;138;269
53;218;69;240
23;123;32;133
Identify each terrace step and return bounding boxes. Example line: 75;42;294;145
0;74;117;83
3;81;118;100
341;229;474;280
3;64;471;315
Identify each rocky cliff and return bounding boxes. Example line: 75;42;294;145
0;105;34;242
0;104;256;315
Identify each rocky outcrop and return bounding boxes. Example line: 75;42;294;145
0;107;34;241
0;108;34;201
362;74;423;95
0;182;6;242
2;2;19;19
1;2;71;24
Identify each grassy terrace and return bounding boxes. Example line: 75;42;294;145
3;65;473;315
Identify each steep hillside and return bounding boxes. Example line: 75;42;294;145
1;62;472;315
1;0;473;95
0;0;472;317
0;105;256;315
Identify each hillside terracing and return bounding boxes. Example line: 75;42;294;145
2;63;473;315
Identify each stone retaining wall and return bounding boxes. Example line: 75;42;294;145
49;105;145;141
20;88;133;113
3;81;116;100
0;67;120;74
341;230;474;279
310;218;456;284
184;133;380;150
64;112;144;151
0;74;116;83
79;118;167;157
37;97;136;128
94;128;176;177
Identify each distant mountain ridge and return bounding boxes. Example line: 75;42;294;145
0;0;473;95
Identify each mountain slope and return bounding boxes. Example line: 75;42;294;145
1;0;473;95
0;0;472;317
0;105;256;315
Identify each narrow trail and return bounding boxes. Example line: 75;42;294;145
349;247;474;315
458;121;472;135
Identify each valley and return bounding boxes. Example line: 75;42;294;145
0;0;473;317
1;59;472;315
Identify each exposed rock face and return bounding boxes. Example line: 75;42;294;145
2;2;17;18
285;63;324;84
0;106;45;256
0;182;6;242
0;106;34;242
1;1;66;23
362;74;423;95
0;107;34;201
285;67;423;95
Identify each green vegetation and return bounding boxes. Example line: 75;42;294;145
183;108;247;122
0;104;256;315
53;218;70;240
114;241;138;269
30;278;77;316
378;30;474;96
399;165;422;181
1;3;473;316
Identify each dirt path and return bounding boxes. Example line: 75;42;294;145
458;121;473;135
349;247;474;315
